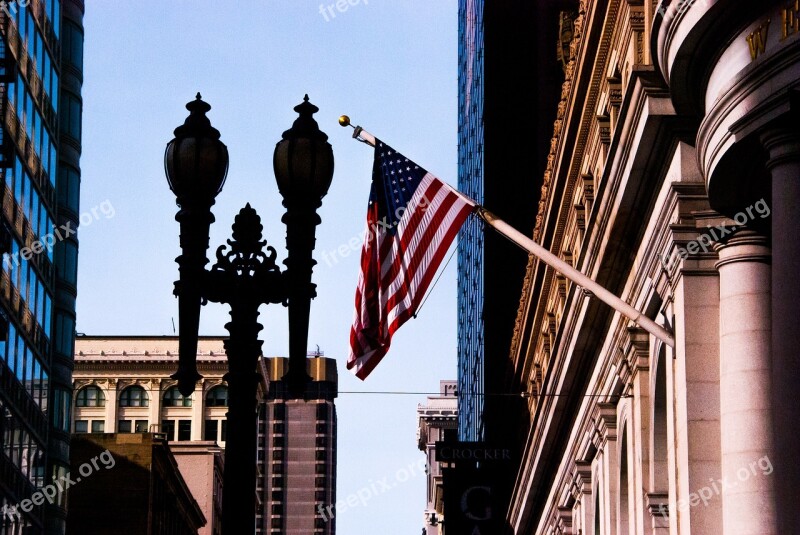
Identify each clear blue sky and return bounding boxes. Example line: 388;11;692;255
77;1;458;531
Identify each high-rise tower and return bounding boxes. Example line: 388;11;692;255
0;1;84;533
456;0;565;442
262;356;337;535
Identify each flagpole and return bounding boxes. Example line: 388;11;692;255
338;116;676;348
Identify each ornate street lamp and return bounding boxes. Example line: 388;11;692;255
164;93;229;398
274;95;334;394
164;93;333;534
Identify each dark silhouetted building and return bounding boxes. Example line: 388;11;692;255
0;1;84;533
66;433;205;535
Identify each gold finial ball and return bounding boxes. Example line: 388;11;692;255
338;115;351;127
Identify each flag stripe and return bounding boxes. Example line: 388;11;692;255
382;192;465;320
387;201;474;333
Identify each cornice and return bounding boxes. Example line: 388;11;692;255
511;0;624;370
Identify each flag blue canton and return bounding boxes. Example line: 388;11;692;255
370;142;429;234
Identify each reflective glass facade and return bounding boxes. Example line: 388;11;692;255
457;0;485;441
0;1;83;533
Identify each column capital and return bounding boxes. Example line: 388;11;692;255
760;125;800;170
713;229;771;269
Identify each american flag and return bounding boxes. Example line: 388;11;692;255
348;141;476;379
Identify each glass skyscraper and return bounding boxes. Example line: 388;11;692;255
456;0;567;443
457;0;485;442
0;1;83;533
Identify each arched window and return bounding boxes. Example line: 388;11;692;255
119;386;149;407
619;427;631;535
652;346;669;492
163;386;192;407
594;491;602;535
75;385;105;407
206;385;228;407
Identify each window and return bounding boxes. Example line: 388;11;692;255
119;386;149;407
206;385;228;407
273;423;284;434
52;388;71;432
177;420;191;441
316;423;327;434
221;420;227;442
315;464;326;474
118;420;131;433
272;450;283;461
273;403;285;420
135;420;148;433
271;490;283;501
74;420;87;433
91;421;104;433
163;386;192;407
315;450;326;461
315;476;325;488
315;490;326;501
162;419;175;440
271;504;282;515
316;404;327;420
75;385;105;407
315;436;327;447
204;420;218;441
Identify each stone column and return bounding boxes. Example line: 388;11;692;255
191;380;205;440
149;379;162;435
104;379;118;433
761;126;800;534
715;230;775;535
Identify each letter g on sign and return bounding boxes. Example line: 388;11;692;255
461;486;492;521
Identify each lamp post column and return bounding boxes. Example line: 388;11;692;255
221;302;263;535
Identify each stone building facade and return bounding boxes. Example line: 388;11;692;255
504;0;800;534
417;380;457;535
71;336;260;535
